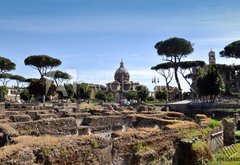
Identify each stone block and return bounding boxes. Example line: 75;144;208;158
9;115;32;122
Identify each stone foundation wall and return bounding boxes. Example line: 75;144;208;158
81;116;127;133
10;117;77;136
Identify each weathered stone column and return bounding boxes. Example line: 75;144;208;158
222;118;236;145
173;139;197;165
0;102;5;114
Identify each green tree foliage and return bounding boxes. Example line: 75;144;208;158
64;83;75;99
10;75;26;101
197;65;225;102
25;78;39;83
178;61;206;69
154;37;194;94
155;90;168;101
0;73;13;86
10;75;25;83
215;64;235;96
220;40;240;59
178;61;206;96
125;90;137;101
146;96;154;101
106;92;114;102
0;57;16;73
56;83;76;100
213;64;233;72
46;70;71;86
76;83;91;101
24;55;62;78
28;78;56;99
20;89;30;102
0;86;7;102
136;85;150;102
95;90;106;101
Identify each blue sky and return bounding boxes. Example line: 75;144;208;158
1;0;240;91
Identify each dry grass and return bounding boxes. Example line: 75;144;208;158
0;124;19;136
164;121;198;130
0;135;59;159
196;114;208;119
79;103;100;110
199;118;211;127
192;140;212;160
128;114;148;118
0;135;94;159
114;127;160;136
195;114;211;126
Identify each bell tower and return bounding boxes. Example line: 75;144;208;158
209;50;216;65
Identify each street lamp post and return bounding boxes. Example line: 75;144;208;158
152;76;159;101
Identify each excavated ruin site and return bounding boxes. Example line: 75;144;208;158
0;102;233;165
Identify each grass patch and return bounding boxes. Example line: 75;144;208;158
113;127;160;136
192;140;212;160
181;127;213;140
209;119;220;129
226;118;234;123
235;131;240;141
210;143;240;165
145;101;166;106
41;147;51;156
165;121;197;130
214;108;240;112
91;139;99;149
135;141;151;152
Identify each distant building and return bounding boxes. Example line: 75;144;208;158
192;50;235;97
208;50;216;65
106;60;140;101
86;60;140;102
6;87;21;101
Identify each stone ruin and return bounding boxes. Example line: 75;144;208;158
0;102;232;164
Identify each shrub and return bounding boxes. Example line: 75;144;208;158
0;86;7;102
125;90;137;101
95;90;106;102
20;89;30;101
106;92;114;102
156;90;167;101
146;96;154;101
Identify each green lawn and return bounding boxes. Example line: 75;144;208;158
145;101;167;106
210;143;240;165
214;108;240;112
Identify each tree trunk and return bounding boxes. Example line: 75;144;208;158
15;82;19;102
42;95;46;105
15;91;18;102
174;66;182;100
166;81;170;103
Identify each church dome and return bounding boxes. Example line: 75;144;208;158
114;60;130;82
